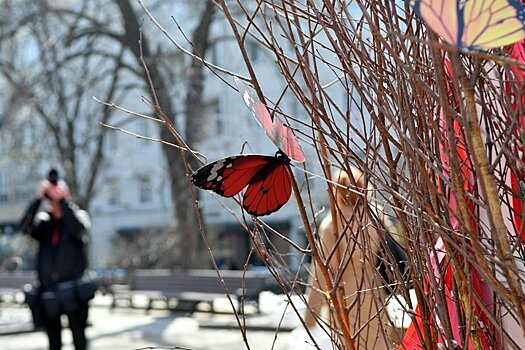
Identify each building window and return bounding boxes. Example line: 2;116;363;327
138;176;152;204
215;101;223;135
248;41;259;63
108;178;120;206
204;99;222;136
210;42;219;66
0;172;7;203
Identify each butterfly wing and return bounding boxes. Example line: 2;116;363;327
463;0;525;48
191;155;276;197
411;0;525;49
235;77;276;127
411;0;459;46
272;119;306;163
192;153;293;216
235;78;305;163
243;161;292;216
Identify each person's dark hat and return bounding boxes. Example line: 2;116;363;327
47;169;59;183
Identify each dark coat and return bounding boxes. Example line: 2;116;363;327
19;198;91;288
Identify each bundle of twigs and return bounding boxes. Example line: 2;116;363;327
136;0;524;349
214;1;525;349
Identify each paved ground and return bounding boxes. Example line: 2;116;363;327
0;292;304;350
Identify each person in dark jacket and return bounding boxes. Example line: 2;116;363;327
19;169;91;350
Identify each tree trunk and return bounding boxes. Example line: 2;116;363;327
116;0;214;268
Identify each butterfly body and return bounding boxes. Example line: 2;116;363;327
192;151;292;216
410;0;525;49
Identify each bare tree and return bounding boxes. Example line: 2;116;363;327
222;2;525;348
108;0;216;268
124;0;216;268
137;1;525;348
0;0;130;209
1;0;216;268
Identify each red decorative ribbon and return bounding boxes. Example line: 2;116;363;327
398;53;502;349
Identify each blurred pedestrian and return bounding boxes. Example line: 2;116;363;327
19;169;95;350
295;167;405;349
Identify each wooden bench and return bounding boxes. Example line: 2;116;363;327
0;271;37;304
110;269;269;313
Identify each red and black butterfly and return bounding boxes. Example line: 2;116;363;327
192;150;292;216
191;80;304;216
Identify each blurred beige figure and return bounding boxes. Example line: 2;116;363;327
301;167;396;349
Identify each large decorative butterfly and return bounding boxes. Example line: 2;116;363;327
409;0;525;49
191;80;305;216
